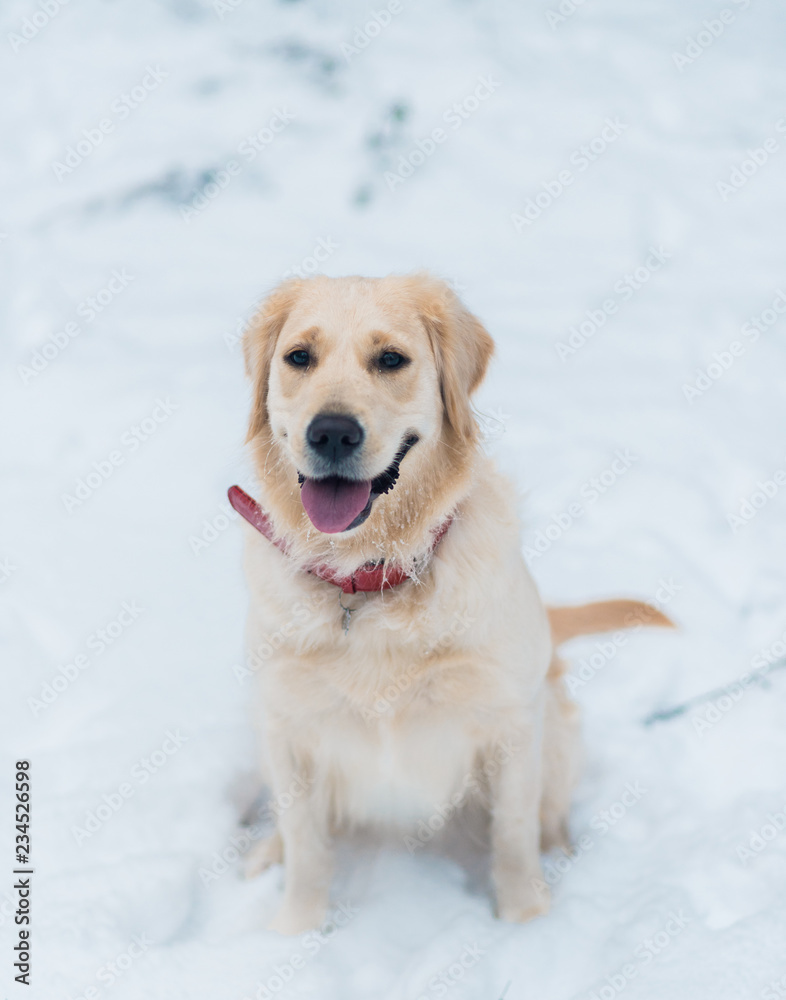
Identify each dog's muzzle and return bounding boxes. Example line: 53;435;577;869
297;433;419;534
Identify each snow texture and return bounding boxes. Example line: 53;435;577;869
2;0;786;997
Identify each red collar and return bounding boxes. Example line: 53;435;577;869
228;485;452;594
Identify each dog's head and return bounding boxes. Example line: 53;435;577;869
244;274;494;535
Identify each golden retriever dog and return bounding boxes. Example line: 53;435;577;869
232;273;672;934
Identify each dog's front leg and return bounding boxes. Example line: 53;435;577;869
488;705;549;923
266;741;333;935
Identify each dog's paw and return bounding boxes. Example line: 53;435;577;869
243;832;283;879
496;882;550;924
267;901;325;936
496;895;550;924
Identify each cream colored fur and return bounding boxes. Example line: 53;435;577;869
238;274;671;934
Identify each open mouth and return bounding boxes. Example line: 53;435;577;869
298;435;418;534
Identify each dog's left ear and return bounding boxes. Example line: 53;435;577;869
244;279;305;442
415;276;495;444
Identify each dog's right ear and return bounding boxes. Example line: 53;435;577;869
244;280;305;442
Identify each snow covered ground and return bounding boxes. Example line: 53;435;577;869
2;0;786;996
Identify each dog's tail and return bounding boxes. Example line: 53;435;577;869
547;600;675;648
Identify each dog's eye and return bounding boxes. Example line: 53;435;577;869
286;349;310;367
379;351;408;370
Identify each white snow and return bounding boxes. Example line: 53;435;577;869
3;0;786;997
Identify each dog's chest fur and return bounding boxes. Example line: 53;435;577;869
307;707;478;826
244;488;550;829
250;588;494;823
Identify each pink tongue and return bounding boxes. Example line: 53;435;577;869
300;477;372;533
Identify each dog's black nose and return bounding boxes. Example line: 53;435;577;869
306;414;364;464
